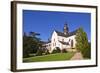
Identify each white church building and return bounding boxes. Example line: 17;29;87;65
45;24;78;53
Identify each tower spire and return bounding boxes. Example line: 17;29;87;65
63;23;69;35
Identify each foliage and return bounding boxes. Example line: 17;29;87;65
62;49;67;53
23;32;42;58
75;28;90;58
36;48;43;56
36;47;50;56
45;49;50;55
83;42;91;58
52;47;61;53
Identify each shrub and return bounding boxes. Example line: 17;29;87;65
23;48;30;58
82;43;91;58
52;49;57;53
82;48;91;58
52;47;61;53
45;49;50;55
36;49;43;56
62;49;67;53
36;48;50;56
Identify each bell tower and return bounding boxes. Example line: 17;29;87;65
63;23;69;35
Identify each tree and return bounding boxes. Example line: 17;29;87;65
52;47;61;53
75;28;90;58
23;32;42;58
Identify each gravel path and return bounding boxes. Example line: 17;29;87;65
71;52;83;60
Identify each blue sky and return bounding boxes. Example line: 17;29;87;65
23;10;91;42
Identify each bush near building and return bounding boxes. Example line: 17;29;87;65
52;47;61;53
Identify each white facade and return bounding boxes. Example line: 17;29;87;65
45;24;77;53
49;30;76;52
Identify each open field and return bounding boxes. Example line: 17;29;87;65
23;52;75;62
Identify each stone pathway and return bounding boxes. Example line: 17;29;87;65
71;52;83;60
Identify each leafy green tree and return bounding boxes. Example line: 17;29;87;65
23;32;42;58
75;28;90;58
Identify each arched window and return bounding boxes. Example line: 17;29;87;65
69;39;70;42
71;40;73;47
54;39;55;42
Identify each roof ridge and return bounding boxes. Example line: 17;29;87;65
54;28;78;37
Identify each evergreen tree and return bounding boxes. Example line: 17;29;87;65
75;28;90;58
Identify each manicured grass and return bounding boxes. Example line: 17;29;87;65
23;52;75;62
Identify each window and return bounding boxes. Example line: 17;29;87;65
69;39;70;41
71;40;73;47
55;43;56;46
54;39;55;42
62;39;64;42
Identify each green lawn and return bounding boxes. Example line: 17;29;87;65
23;52;75;63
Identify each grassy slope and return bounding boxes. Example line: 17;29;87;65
23;52;75;62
